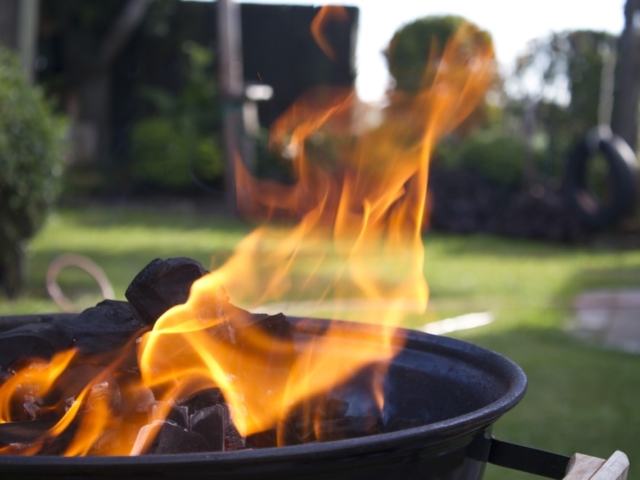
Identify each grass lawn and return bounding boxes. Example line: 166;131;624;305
1;205;639;478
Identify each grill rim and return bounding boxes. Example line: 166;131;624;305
0;314;527;468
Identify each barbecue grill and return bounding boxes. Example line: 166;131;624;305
0;314;629;479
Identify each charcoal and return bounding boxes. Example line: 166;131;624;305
313;369;383;442
275;394;351;446
233;312;291;339
314;391;382;442
190;405;225;451
131;420;209;455
44;364;105;409
341;415;382;438
61;300;147;356
22;394;43;420
150;402;189;429
276;416;310;446
286;398;350;443
0;363;104;423
277;403;316;446
129;420;163;455
114;383;155;434
129;386;156;413
177;387;224;414
230;313;296;397
85;378;121;413
245;429;277;449
85;422;125;456
220;405;246;451
0;369;11;383
315;415;382;442
224;422;246;451
125;258;208;324
322;398;349;419
0;322;73;372
37;419;81;455
383;417;423;433
0;313;76;334
203;305;257;344
0;419;57;446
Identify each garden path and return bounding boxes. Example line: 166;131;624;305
572;290;640;353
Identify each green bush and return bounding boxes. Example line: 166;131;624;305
130;42;224;191
437;132;526;188
0;47;66;297
130;117;223;190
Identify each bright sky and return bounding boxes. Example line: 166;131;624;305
238;0;627;102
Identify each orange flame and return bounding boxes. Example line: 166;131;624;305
0;342;148;456
310;6;350;60
138;23;495;441
0;22;494;455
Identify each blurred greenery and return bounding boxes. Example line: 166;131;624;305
0;207;638;480
377;24;618;197
384;15;493;95
254;128;295;183
436;130;528;189
511;30;617;183
0;207;249;313
0;46;66;297
423;235;640;480
130;41;224;192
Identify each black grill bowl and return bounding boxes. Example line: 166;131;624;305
0;315;527;480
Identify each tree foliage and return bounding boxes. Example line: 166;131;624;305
437;131;527;189
382;14;497;142
509;30;617;182
515;30;615;141
130;42;224;191
384;15;494;94
0;47;66;297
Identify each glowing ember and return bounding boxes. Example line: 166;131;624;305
0;17;494;456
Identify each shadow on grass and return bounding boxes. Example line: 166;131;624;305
554;264;640;300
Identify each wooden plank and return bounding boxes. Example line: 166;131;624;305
564;453;605;479
591;451;629;480
564;451;629;480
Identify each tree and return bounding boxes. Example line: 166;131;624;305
0;47;66;297
0;0;39;83
512;30;617;179
384;15;494;95
611;0;640;151
382;15;496;140
38;0;158;165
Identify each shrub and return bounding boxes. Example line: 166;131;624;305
0;47;66;297
130;117;223;190
437;132;526;189
130;42;224;191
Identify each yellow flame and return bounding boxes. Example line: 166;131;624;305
0;350;76;424
0;22;494;455
137;23;495;442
